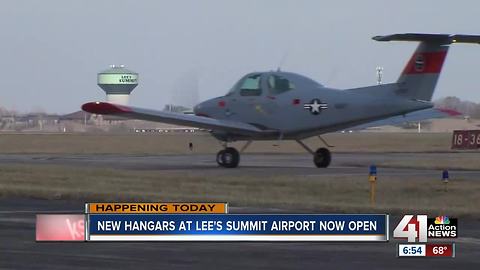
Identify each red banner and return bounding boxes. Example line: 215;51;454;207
36;214;85;241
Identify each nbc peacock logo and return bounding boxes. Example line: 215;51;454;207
428;215;457;238
434;216;450;225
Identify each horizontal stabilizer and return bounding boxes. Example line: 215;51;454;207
350;108;462;130
372;33;480;44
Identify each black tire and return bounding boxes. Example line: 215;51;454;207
313;148;331;168
216;150;226;166
221;147;240;168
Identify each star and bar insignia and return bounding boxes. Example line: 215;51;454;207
303;99;328;115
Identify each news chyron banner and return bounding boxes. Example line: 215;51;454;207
86;202;228;214
88;214;387;241
36;202;389;242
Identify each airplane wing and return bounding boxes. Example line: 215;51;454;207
349;108;462;130
82;102;278;136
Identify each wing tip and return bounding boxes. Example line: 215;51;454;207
81;102;132;115
435;108;462;117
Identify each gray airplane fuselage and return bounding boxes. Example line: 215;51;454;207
81;33;478;168
193;71;431;141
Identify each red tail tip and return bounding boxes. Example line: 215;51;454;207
436;108;462;116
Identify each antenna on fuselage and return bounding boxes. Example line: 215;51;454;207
376;66;384;85
276;50;290;72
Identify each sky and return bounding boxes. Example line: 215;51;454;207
0;0;479;113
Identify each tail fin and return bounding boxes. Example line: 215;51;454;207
373;33;480;101
396;42;449;101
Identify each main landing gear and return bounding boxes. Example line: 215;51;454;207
313;148;331;168
295;138;332;168
215;137;332;168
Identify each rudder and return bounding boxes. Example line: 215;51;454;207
396;42;449;101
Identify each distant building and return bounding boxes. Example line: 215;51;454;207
0;112;59;131
60;110;126;124
59;111;91;122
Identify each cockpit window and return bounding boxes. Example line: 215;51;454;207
239;74;262;96
268;75;295;95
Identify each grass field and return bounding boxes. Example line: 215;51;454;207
0;133;478;216
0;163;478;217
0;132;458;154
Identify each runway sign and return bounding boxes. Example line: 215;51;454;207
452;130;480;149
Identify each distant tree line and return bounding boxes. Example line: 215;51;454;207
435;96;480;119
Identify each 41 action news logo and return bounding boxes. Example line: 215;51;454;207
393;215;457;242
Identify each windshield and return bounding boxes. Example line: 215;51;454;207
226;73;262;96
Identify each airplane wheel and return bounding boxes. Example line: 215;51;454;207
313;148;331;168
218;147;240;168
216;150;226;166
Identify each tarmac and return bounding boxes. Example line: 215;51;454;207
0;152;479;269
0;152;479;179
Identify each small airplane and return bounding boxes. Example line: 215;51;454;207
83;33;478;168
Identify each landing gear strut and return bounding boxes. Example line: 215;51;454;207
216;147;240;168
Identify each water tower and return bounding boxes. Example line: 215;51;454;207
97;65;138;105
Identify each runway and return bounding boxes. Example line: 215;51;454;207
0;152;479;180
0;152;479;269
